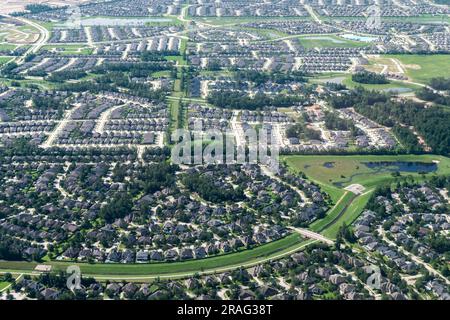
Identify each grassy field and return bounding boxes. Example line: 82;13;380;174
0;78;56;90
0;281;10;291
384;54;450;84
298;35;370;48
152;70;172;77
310;73;419;93
322;15;450;24
0;43;18;51
0;56;13;66
0;234;312;279
310;191;354;232
341;75;419;92
284;154;450;239
283;154;450;189
241;27;289;40
383;15;450;24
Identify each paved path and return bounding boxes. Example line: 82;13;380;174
14;17;50;63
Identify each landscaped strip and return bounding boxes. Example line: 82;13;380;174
321;189;374;239
310;191;355;233
0;234;315;280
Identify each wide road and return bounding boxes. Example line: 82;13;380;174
3;14;50;64
5;15;50;64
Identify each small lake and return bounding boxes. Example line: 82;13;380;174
323;162;335;168
363;161;437;173
339;33;378;42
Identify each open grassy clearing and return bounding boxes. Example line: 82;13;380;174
168;97;182;131
0;78;56;90
341;74;419;92
283;154;450;189
0;281;11;291
0;56;13;66
322;15;450;24
308;72;418;94
0;234;311;279
242;27;289;40
30;20;56;33
298;34;370;48
152;70;172;77
383;15;450;24
0;43;18;51
384;54;450;84
285;154;450;239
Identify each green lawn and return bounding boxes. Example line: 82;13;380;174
283;154;450;189
0;234;312;279
152;70;172;77
298;35;370;48
168;97;182;132
383;15;450;24
310;191;354;233
0;44;18;51
385;54;450;84
284;154;450;238
321;189;374;239
323;15;450;24
0;281;11;291
239;27;289;40
0;56;13;66
342;75;419;92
